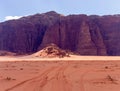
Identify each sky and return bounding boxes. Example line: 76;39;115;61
0;0;120;22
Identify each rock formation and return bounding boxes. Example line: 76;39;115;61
0;51;16;56
0;11;120;55
33;43;70;58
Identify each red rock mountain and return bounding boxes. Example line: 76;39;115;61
0;11;120;55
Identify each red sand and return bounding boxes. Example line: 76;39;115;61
0;60;120;91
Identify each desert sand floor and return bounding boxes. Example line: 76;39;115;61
0;60;120;91
1;55;120;61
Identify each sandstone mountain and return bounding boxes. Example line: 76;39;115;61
0;11;120;55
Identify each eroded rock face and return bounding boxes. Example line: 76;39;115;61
0;11;120;55
39;14;107;55
0;11;61;54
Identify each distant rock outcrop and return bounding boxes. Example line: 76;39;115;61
0;51;16;56
33;43;70;58
0;11;120;55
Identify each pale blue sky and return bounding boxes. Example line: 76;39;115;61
0;0;120;22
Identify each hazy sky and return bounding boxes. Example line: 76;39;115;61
0;0;120;22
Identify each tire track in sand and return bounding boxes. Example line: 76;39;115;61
25;65;71;91
5;64;91;91
79;68;95;91
5;66;57;91
47;65;72;91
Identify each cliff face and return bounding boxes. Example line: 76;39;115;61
0;11;60;54
0;11;120;55
40;15;107;55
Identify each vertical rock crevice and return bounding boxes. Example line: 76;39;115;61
89;19;107;55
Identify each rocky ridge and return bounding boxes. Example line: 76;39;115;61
0;11;120;55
